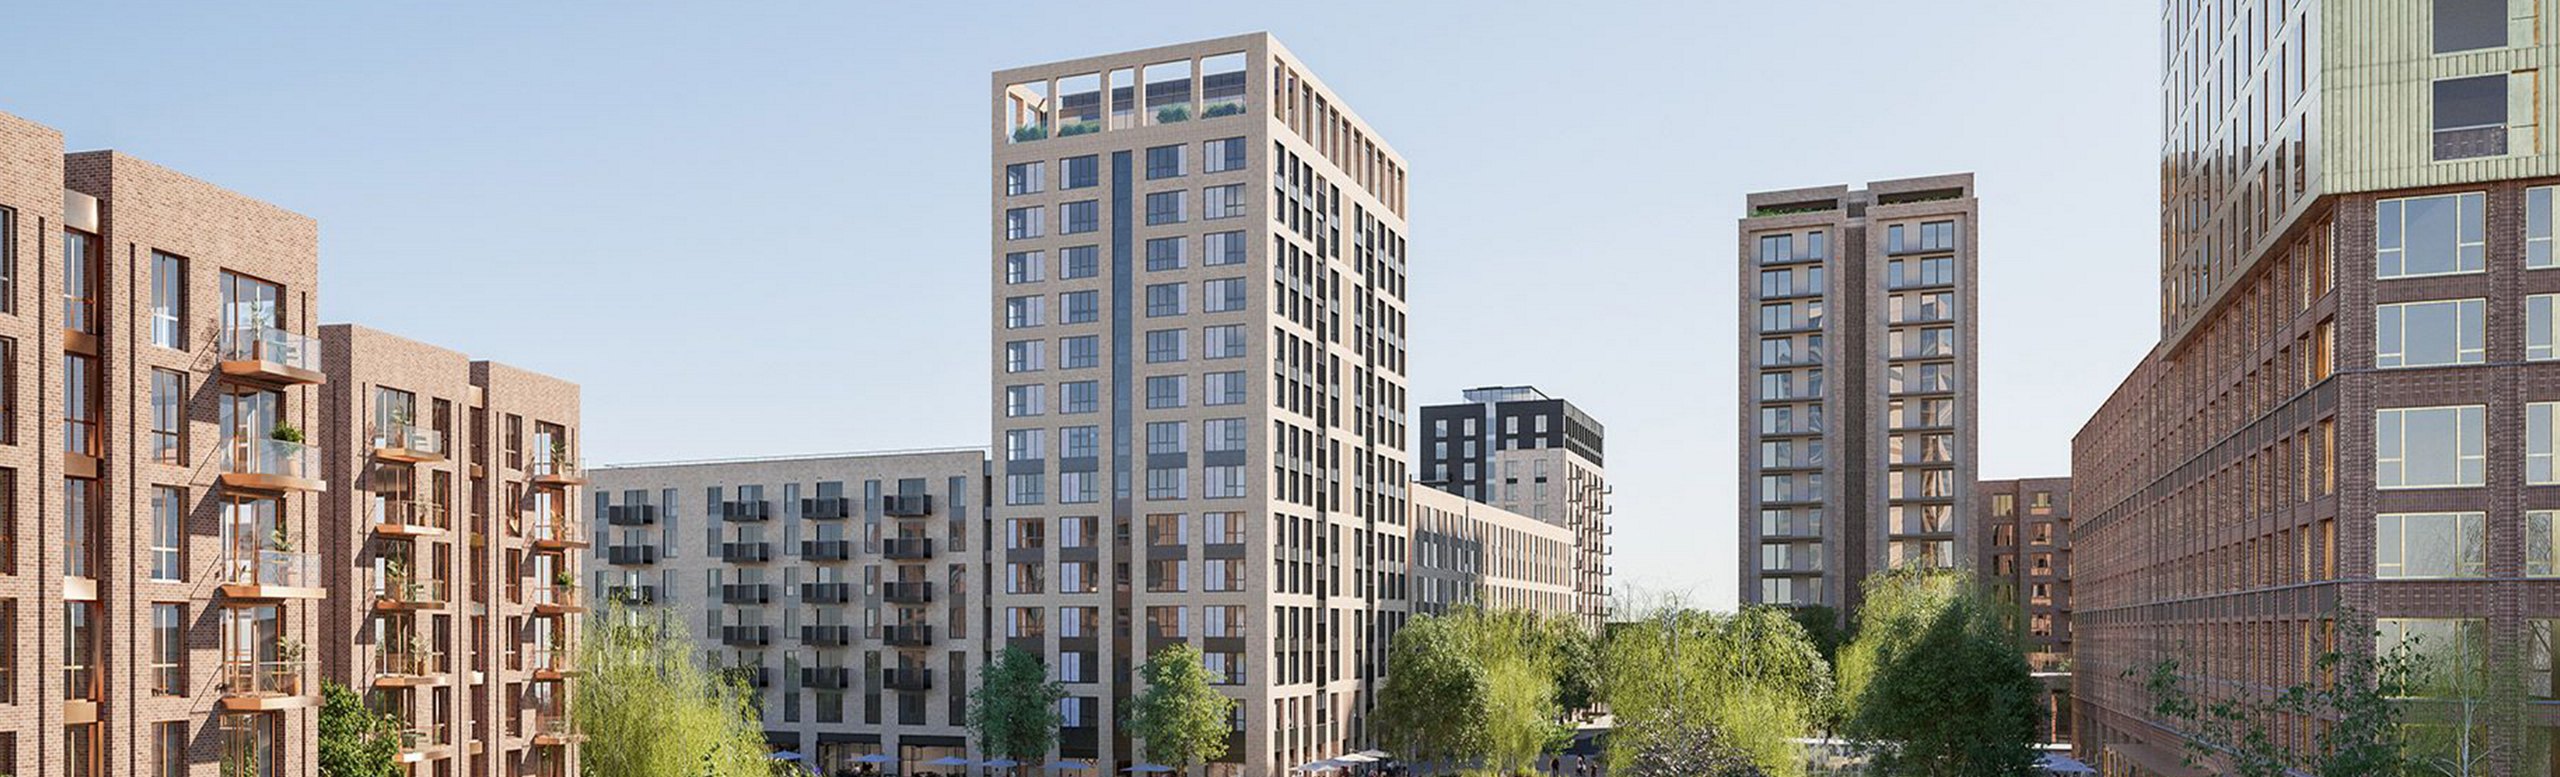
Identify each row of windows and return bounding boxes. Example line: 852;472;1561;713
1000;138;1249;197
2377;511;2560;578
1885;220;1958;254
1000;467;1247;505
1000;184;1247;238
1002;329;1249;372
1003;557;1249;594
1005;513;1249;549
999;372;1251;416
1005;421;1248;462
2376;403;2560;489
1000;278;1248;328
1000;232;1250;284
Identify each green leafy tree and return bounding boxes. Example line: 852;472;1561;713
971;646;1067;775
1604;606;1828;777
1785;605;1847;667
317;682;401;777
1836;567;2042;777
1550;623;1602;717
576;601;769;777
1376;614;1491;773
2139;614;2424;777
1124;643;1237;773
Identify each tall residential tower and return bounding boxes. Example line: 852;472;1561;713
991;34;1413;775
1416;386;1610;627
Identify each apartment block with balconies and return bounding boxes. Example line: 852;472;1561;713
1406;486;1576;620
1416;386;1611;629
586;449;985;775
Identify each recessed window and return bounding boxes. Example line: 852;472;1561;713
1204;184;1246;220
1061;335;1099;369
2375;298;2486;368
1145;375;1185;409
1004;251;1043;284
1061;155;1099;189
1060;381;1098;415
2376;192;2487;278
1060;246;1100;279
2376;405;2487;489
1145;191;1186;225
1144;330;1185;363
2376;512;2486;578
1204;231;1247;266
1204;137;1247;173
1203;278;1246;313
2531;402;2557;485
1144;283;1185;317
1004;207;1044;240
2530;511;2560;576
2533;187;2559;269
1145;237;1185;271
1204;371;1246;406
2434;0;2508;53
2432;75;2508;161
1004;161;1045;196
149;253;186;349
2529;294;2557;360
1146;145;1185;179
1060;200;1099;234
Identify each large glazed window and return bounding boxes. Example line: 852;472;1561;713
2375;298;2486;368
2434;0;2508;53
2376;512;2486;578
2530;294;2556;360
2432;74;2509;160
2531;402;2557;485
2376;405;2487;488
2377;192;2486;278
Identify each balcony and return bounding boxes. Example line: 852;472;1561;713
801;539;853;561
883;581;934;604
726;665;772;688
802;497;851;520
530;647;579;681
374;648;449;687
801;624;855;646
396;722;453;763
883;494;933;517
606;504;658;526
372;426;447;463
721;500;773;522
719;625;772;647
605;584;658;605
529;516;586;552
719;541;772;563
219;549;325;600
530;458;585;488
531;712;583;746
372;500;450;538
220;437;327;492
532;583;585;616
218;325;325;385
373;576;450;611
882;668;933;691
802;666;854;690
720;583;772;605
801;582;853;604
884;537;934;560
219;657;315;711
885;624;933;647
605;545;657;566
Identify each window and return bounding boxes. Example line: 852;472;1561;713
1146;237;1185;271
63;353;96;457
2533;402;2557;485
1004;207;1044;240
1003;385;1043;417
1004;429;1045;462
1146;421;1187;455
1206;465;1246;498
2376;512;2486;578
1062;155;1098;189
1145;191;1186;225
2532;188;2558;269
2376;405;2487;489
1203;278;1247;312
1146;375;1186;409
1061;200;1099;234
1006;563;1044;594
155;720;184;777
2436;0;2509;52
1204;371;1246;405
1059;471;1098;504
63;230;96;334
1062;427;1099;459
1204;325;1245;359
1204;231;1247;265
1147;559;1187;592
150;252;186;349
1003;296;1045;329
1205;184;1245;219
151;603;183;695
1062;335;1100;369
1005;251;1044;284
1061;290;1099;324
1004;474;1043;506
1145;468;1188;500
0;207;11;314
2531;511;2560;576
1205;418;1245;452
151;370;186;464
1205;137;1246;172
2531;294;2557;360
2433;74;2509;160
2379;192;2488;277
150;486;184;582
1145;329;1186;363
2375;298;2486;368
1060;381;1099;414
1919;220;1956;251
1005;161;1045;195
1061;246;1100;279
1003;340;1044;373
1146;283;1186;317
1204;559;1242;591
1146;144;1185;179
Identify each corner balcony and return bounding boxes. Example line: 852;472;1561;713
532;583;585;616
719;541;772;563
219;549;325;600
802;667;854;690
529;516;587;553
220;437;327;493
885;624;933;647
883;494;933;517
800;624;855;646
605;544;657;566
720;583;772;605
531;712;584;746
802;497;851;520
374;648;450;688
218;657;315;711
801;539;853;561
801;582;852;604
372;426;447;464
396;722;453;763
218;325;325;385
373;576;450;611
372;500;450;539
530;646;580;681
882;668;933;691
883;581;934;604
884;538;934;561
530;458;585;489
719;625;772;647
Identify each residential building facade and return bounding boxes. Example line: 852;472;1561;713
1976;477;2073;751
585;450;985;777
318;324;585;777
1406;486;1575;619
1737;174;1982;618
992;33;1414;775
1415;386;1609;627
2074;3;2560;774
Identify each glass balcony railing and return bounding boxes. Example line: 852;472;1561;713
375;575;449;607
530;458;583;485
374;500;449;533
220;657;310;698
532;583;582;612
223;437;323;487
379;648;445;678
530;646;576;676
398;722;450;752
223;548;321;592
372;425;446;459
219;325;323;377
529;516;583;548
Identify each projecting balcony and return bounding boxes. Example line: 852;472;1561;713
530;712;583;746
530;646;580;681
605;545;657;566
885;624;933;647
727;666;772;688
529;516;587;553
802;497;851;520
721;500;773;522
884;538;934;560
395;722;453;763
373;576;450;611
720;583;772;605
606;504;658;526
219;548;326;600
883;494;933;517
218;657;315;711
882;668;933;691
719;541;773;563
720;625;772;647
372;500;451;539
802;666;854;690
883;581;934;604
801;539;853;561
221;437;326;492
801;582;853;604
218;325;326;385
529;458;585;488
532;583;585;616
372;426;447;463
605;584;657;605
801;624;855;646
374;648;450;688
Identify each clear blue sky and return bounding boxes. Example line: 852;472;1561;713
5;1;2160;610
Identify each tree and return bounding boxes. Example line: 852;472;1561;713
1785;605;1847;668
1376;615;1490;772
1124;643;1237;773
577;601;770;777
1550;624;1601;717
2138;614;2424;777
1836;567;2042;777
971;646;1067;775
1616;716;1766;777
1604;606;1829;777
317;682;401;777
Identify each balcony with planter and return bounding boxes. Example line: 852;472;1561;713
375;646;449;688
531;710;583;747
530;645;579;681
530;514;586;553
396;721;453;763
219;655;315;711
221;436;326;492
530;457;584;488
219;548;325;600
372;425;447;464
373;574;450;612
372;500;450;539
218;324;325;385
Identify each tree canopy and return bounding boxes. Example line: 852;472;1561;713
1603;606;1828;777
1836;567;2042;777
1124;643;1237;769
971;646;1068;767
317;682;401;777
575;602;770;777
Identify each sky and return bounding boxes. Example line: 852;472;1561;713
3;1;2162;610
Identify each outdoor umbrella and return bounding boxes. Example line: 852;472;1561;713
1126;765;1176;773
1333;754;1375;764
1350;751;1389;761
1293;761;1339;773
772;752;807;761
2035;754;2099;775
928;757;976;767
1042;761;1093;772
855;754;899;764
985;759;1023;769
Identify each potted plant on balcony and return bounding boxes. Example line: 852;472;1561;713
1156;103;1191;124
270;421;306;477
268;526;296;553
276;638;308;695
1204;102;1245;118
384;403;415;449
546;438;572;477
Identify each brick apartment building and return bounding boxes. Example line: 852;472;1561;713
1416;386;1611;628
1977;477;2073;750
2073;2;2560;774
1407;485;1577;619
